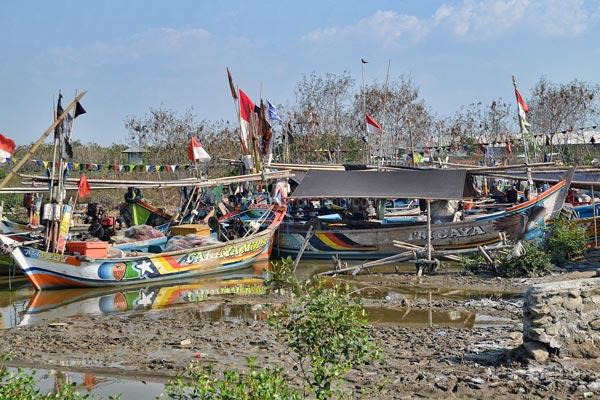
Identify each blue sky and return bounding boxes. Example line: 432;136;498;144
1;0;599;145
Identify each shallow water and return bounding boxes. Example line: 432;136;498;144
0;260;517;330
4;366;164;399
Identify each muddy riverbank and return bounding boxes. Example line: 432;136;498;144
1;269;600;398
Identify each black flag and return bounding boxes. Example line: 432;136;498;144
54;93;64;139
284;122;295;145
74;101;87;118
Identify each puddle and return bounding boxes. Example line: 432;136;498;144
0;260;517;329
365;306;476;328
3;366;164;399
343;282;519;302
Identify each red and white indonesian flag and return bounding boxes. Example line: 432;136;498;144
239;88;255;155
365;114;382;135
188;137;211;162
0;133;16;162
514;88;529;121
514;86;532;135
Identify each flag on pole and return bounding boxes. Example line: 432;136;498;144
239;88;255;155
187;137;211;162
54;93;64;139
514;87;531;133
267;100;282;122
365;114;382;135
226;67;238;100
258;100;272;155
74;101;87;118
78;175;91;199
0;133;16;162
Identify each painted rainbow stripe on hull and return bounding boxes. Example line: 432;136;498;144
310;232;377;252
3;205;286;290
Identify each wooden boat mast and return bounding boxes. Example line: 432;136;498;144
0;91;87;189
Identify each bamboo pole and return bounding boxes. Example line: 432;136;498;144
512;76;533;188
22;170;293;186
0;91;87;189
380;59;390;169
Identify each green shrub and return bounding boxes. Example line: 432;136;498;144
545;217;587;267
458;254;489;275
269;284;381;399
163;357;301;400
265;256;302;296
497;242;553;278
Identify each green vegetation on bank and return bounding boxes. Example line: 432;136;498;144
459;216;588;278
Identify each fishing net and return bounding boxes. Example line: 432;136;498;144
124;225;165;241
165;234;219;251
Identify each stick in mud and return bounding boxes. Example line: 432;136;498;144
292;225;314;273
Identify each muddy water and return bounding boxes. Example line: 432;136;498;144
0;261;513;331
5;366;164;398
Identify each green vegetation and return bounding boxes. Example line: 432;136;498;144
497;242;553;278
265;256;303;296
269;284;381;399
459;216;588;278
457;253;489;275
164;357;301;400
545;217;587;267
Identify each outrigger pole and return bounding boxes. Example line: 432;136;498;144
0;91;87;189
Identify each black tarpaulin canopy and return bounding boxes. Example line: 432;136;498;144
290;169;478;200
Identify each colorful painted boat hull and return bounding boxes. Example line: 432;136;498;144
275;180;570;260
1;206;285;290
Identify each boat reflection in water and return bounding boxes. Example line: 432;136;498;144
11;262;270;328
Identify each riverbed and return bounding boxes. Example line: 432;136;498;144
0;261;599;398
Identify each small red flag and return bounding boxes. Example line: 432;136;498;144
78;175;91;199
0;133;16;160
188;137;211;162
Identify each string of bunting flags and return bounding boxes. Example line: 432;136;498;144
2;158;201;173
451;124;600;148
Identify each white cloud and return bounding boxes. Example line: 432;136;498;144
528;0;589;37
303;0;594;46
302;10;430;46
434;0;531;39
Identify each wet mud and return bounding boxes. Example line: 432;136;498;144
0;267;599;398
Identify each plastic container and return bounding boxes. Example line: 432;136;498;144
66;241;109;258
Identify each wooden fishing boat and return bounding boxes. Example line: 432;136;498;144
275;169;573;260
0;205;286;290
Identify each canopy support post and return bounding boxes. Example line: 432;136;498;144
427;199;432;261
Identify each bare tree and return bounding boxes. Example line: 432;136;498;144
125;107;239;174
447;99;513;143
352;76;434;161
293;71;355;161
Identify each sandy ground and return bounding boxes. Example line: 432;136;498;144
1;271;600;399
